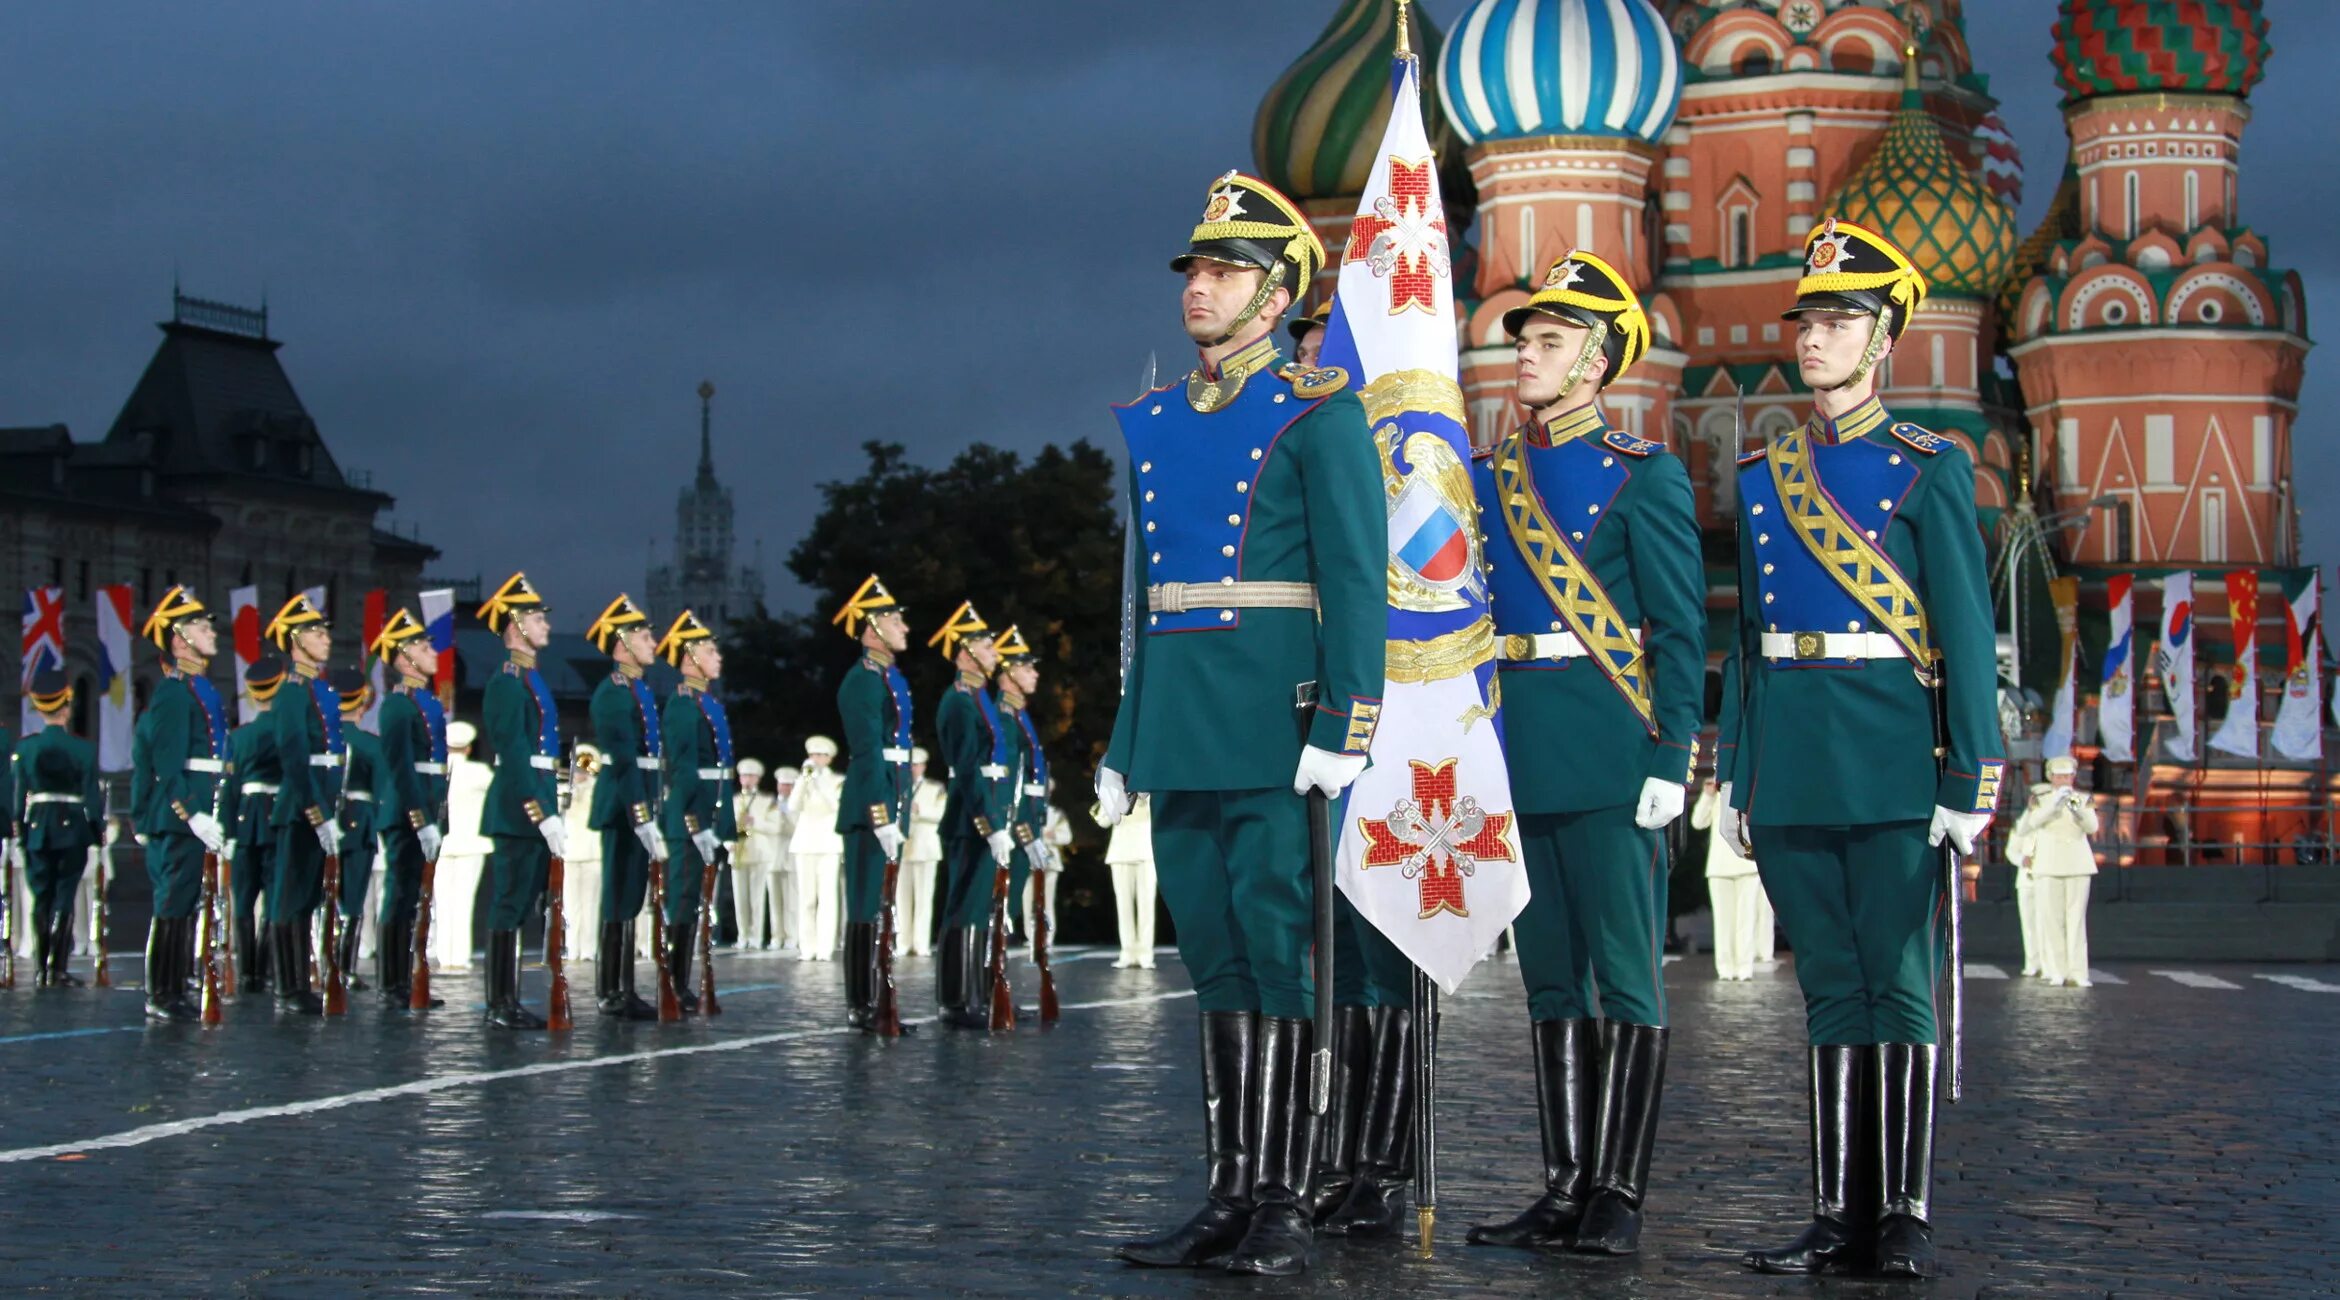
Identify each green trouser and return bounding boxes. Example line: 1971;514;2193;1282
1513;807;1669;1026
600;826;651;921
232;840;271;928
1153;787;1314;1020
26;847;88;931
145;832;203;919
662;838;712;928
337;814;377;919
485;833;550;931
377;828;425;929
1332;891;1412;1008
1009;844;1034;927
269;826;327;920
940;836;992;929
844;829;886;923
1749;820;1942;1045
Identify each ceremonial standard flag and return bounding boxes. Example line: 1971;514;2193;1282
419;588;457;705
2208;570;2260;758
21;586;66;733
2099;574;2136;761
2042;576;2080;759
2272;569;2323;760
1319;52;1524;994
2157;572;2197;762
95;585;136;772
229;586;262;724
361;588;388;729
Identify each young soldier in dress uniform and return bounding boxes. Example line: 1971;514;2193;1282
584;595;668;1021
1722;218;2003;1280
224;655;288;993
370;608;447;1007
993;625;1055;953
263;594;341;1016
476;573;564;1030
1467;251;1704;1256
13;668;100;986
130;587;230;1021
1288;300;1332;370
1096;171;1382;1278
832;574;914;1031
334;668;382;991
657;610;734;1012
928;601;1014;1029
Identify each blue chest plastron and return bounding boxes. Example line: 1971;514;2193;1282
1738;434;1923;667
1114;375;1324;635
1476;433;1631;642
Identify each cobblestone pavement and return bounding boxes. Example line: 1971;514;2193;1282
0;946;2334;1298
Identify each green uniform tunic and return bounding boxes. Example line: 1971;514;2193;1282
935;677;1007;930
374;682;448;929
659;682;736;927
1719;397;2004;1046
222;718;281;926
12;724;100;930
269;668;345;921
1473;405;1705;1026
1107;341;1385;1020
588;672;663;921
337;726;385;920
480;658;560;931
836;654;913;925
131;665;230;919
999;697;1043;924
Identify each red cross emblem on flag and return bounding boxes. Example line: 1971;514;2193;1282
21;585;66;685
1357;757;1514;919
1345;157;1448;316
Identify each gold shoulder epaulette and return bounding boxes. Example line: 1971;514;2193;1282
1889;422;1951;455
1601;429;1664;458
1291;365;1349;400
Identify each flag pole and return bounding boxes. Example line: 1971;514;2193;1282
1412;962;1439;1257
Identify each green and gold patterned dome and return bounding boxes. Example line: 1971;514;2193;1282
1826;65;2015;301
2052;0;2269;104
1254;0;1463;202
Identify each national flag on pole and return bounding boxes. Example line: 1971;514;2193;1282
419;588;457;705
2042;576;2080;758
1320;52;1524;995
2157;572;2196;762
96;585;136;772
2208;570;2260;758
21;586;66;734
2271;568;2322;761
361;589;388;729
229;586;262;723
2099;574;2136;761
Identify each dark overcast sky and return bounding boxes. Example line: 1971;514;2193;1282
5;2;2335;615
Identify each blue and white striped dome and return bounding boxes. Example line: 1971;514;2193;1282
1438;0;1683;146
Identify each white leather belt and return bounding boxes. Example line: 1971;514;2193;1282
882;747;911;763
1497;628;1642;662
413;762;445;775
344;791;375;803
24;793;83;807
638;756;662;771
240;782;280;796
979;764;1009;780
1148;580;1317;614
697;767;727;780
1022;782;1047;797
309;754;343;769
185;757;226;774
528;756;557;770
1761;631;1907;661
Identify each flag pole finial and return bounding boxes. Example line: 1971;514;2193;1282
1394;0;1412;59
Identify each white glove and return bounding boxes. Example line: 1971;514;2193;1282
418;824;444;863
987;829;1016;866
1928;806;1992;857
1293;745;1369;798
692;828;721;863
1634;777;1687;830
635;822;668;861
103;818;121;847
1717;784;1753;857
1095;768;1132;828
538;814;568;859
186;811;227;854
221;839;239;865
314;819;343;858
875;822;906;859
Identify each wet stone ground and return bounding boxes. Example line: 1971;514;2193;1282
0;946;2334;1298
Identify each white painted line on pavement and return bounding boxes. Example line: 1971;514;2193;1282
1965;964;2009;980
481;1210;646;1222
2085;969;2127;985
0;988;1197;1165
2150;969;2242;990
2255;973;2340;994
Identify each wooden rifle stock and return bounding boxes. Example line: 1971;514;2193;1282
216;849;237;993
545;849;573;1031
320;843;348;1016
198;776;231;1023
650;848;681;1021
1032;848;1058;1026
409;850;437;1010
697;847;721;1015
985;859;1015;1032
94;832;112;988
874;850;904;1038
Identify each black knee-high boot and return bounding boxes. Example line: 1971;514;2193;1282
1743;1045;1872;1274
1307;1005;1373;1223
273;922;323;1015
1117;1011;1257;1268
1469;1017;1597;1247
144;919;199;1021
1571;1022;1668;1254
1222;1016;1318;1277
1322;1004;1416;1237
1872;1043;1939;1278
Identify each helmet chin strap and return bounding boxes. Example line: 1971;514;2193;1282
1202;261;1289;349
1835;306;1895;390
1559;318;1612;397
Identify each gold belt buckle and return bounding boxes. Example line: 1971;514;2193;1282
1793;631;1825;660
1503;634;1532;661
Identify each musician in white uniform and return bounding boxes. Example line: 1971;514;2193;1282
435;719;493;972
899;748;945;957
1693;779;1761;980
2012;756;2099;987
785;735;845;962
734;758;786;949
563;744;604;957
1103;792;1156;969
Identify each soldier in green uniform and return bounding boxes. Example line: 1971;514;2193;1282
657;611;734;1012
584;595;667;1021
993;626;1057;945
831;575;914;1033
263;594;342;1016
369;608;447;1007
1097;171;1383;1278
1288;300;1331;370
477;572;564;1029
12;668;101;987
130;587;230;1022
927;600;1014;1029
333;669;382;992
1466;251;1705;1256
1724;218;2003;1280
223;656;287;993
